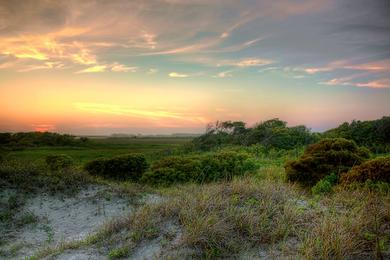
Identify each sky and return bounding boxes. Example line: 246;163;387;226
0;0;389;135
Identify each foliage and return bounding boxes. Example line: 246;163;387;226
340;157;390;185
0;160;93;194
192;119;318;151
141;150;257;185
285;138;370;186
0;132;87;149
323;116;390;153
84;154;149;181
311;173;338;195
45;154;74;171
108;247;129;259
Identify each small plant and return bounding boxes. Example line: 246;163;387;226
311;173;338;195
84;154;149;181
45;154;74;171
285;138;369;186
340;157;390;185
17;211;38;226
108;246;129;259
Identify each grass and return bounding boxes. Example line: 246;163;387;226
28;167;390;259
3;137;192;166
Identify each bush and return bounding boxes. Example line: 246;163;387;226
311;173;338;195
199;151;257;182
340;157;390;185
285;138;369;186
141;150;257;185
45;154;74;171
0;160;93;194
84;154;148;181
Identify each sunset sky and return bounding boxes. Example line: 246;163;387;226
0;0;389;135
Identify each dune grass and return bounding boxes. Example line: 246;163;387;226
32;164;390;259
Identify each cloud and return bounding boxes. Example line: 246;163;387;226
304;67;333;74
147;68;158;74
355;79;390;89
214;71;233;78
303;58;390;74
0;0;387;88
320;76;390;89
234;58;273;67
110;63;138;72
74;102;207;123
169;72;189;78
77;65;107;73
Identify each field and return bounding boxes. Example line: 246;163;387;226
4;137;192;165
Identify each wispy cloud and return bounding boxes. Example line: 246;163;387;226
355;79;390;89
74;102;207;123
147;68;158;74
76;63;138;73
110;63;138;72
213;70;233;78
320;76;390;89
168;72;189;78
303;58;390;74
233;58;273;67
77;65;107;74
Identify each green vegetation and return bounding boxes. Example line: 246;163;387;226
108;247;129;259
324;116;390;153
285;138;370;186
0;160;94;194
45;154;74;171
0;131;87;149
311;172;338;195
2;136;192;165
84;154;148;181
141;150;257;185
192;118;317;150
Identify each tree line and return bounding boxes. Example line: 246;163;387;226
0;132;88;149
192;116;390;152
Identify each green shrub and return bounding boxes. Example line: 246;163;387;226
285;138;369;186
142;156;201;185
0;160;93;194
45;154;74;171
311;173;338;195
141;150;257;185
340;157;390;185
84;154;148;181
84;158;106;175
108;246;129;259
199;151;257;182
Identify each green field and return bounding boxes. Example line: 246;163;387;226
4;137;192;165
